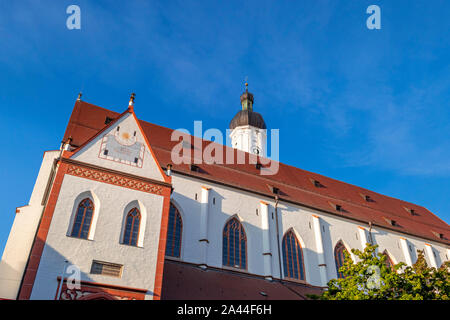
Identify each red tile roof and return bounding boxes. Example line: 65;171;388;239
161;259;323;300
63;100;450;246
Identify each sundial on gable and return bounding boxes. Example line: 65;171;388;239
99;126;145;167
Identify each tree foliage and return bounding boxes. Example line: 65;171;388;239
310;243;450;300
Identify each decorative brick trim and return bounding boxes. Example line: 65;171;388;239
66;163;164;195
153;195;171;300
55;278;146;300
19;161;69;300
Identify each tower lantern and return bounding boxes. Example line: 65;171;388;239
240;82;254;111
229;83;267;156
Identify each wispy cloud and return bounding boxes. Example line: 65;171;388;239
331;68;450;176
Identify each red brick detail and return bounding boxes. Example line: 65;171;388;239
18;161;69;300
153;194;171;300
56;278;146;300
66;163;164;195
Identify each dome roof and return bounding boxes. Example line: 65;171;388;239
229;109;266;130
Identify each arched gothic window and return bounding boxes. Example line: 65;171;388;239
71;198;94;239
123;208;141;246
383;250;394;270
165;203;183;257
282;230;305;280
334;241;350;279
223;218;247;269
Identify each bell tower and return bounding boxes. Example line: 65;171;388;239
229;83;267;156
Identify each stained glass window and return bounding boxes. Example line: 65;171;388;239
383;250;394;270
165;203;182;257
123;208;140;246
71;198;94;239
223;218;247;269
334;241;349;279
282;230;305;280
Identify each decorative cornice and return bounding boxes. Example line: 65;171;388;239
63;158;170;195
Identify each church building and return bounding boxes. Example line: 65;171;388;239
0;88;449;300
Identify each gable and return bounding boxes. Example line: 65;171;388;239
70;111;167;182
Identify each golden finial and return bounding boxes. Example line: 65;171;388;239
244;76;248;92
128;92;136;111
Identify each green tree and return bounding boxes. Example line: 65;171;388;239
310;243;450;300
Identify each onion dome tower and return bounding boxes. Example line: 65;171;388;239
229;82;267;156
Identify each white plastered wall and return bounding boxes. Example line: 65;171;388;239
230;125;267;157
170;174;267;275
0;151;59;300
169;172;450;287
30;174;165;300
370;226;449;268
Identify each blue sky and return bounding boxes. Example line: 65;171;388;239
0;0;449;255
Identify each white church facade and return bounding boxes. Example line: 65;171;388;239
0;89;448;300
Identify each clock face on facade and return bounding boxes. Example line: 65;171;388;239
99;130;145;167
252;146;260;155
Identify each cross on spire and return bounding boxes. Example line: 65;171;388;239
240;77;253;111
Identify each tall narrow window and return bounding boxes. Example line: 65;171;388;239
223;218;247;269
123;208;141;246
165;203;182;257
282;230;305;280
71;198;94;239
334;241;349;279
383;250;394;270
